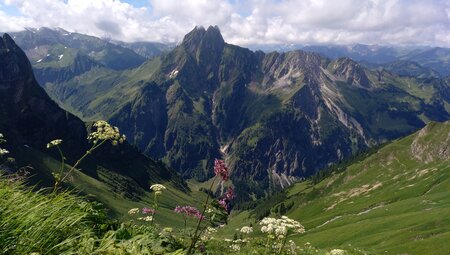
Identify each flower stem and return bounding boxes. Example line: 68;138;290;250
59;139;106;185
151;192;158;226
187;175;218;254
277;234;288;255
52;145;65;192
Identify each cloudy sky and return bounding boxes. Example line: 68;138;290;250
0;0;449;47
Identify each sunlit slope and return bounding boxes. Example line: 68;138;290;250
233;121;449;254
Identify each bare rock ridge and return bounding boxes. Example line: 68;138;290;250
411;121;450;163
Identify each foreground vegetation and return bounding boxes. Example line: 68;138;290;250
0;174;371;255
0;125;361;254
0;121;448;254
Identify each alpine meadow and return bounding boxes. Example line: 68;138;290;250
0;1;449;254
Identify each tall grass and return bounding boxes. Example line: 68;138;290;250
0;176;97;254
0;174;366;254
0;175;186;255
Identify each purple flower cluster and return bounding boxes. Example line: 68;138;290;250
218;199;228;210
142;207;156;214
218;186;235;211
225;186;235;200
214;159;229;181
174;205;205;220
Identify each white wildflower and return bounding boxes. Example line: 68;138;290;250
260;216;305;239
201;227;217;241
150;184;166;193
88;120;126;146
230;243;241;251
240;226;253;234
46;139;62;148
287;240;298;255
128;208;139;215
0;148;9;156
328;249;346;255
138;216;153;222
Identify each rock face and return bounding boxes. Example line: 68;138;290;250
411;121;450;163
0;33;87;155
34;53;101;85
27;27;450;198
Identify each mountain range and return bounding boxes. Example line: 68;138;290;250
251;43;450;77
4;26;448;200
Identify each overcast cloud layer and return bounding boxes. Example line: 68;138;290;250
0;0;449;47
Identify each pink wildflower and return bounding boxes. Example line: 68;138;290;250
225;186;235;200
218;199;228;211
142;207;155;214
214;159;229;181
175;205;205;220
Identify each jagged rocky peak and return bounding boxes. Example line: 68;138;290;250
0;33;18;50
329;57;371;88
181;25;224;55
261;50;324;87
203;25;224;45
0;33;34;81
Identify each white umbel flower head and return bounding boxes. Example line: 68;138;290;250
128;208;139;215
137;216;153;222
88;120;126;146
150;184;166;194
46;139;63;149
259;216;305;239
328;249;346;255
0;148;9;156
240;226;253;234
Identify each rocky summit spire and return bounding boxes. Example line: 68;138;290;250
181;25;225;57
181;26;207;53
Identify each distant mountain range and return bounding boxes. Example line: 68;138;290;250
2;26;449;200
250;43;450;77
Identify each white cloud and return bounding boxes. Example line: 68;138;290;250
0;0;449;47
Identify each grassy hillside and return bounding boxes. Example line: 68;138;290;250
10;145;207;227
223;121;450;254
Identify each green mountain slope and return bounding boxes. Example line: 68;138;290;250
227;121;450;254
374;60;440;79
34;26;450;199
9;27;147;70
401;47;450;76
0;33;204;223
5;27;149;97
